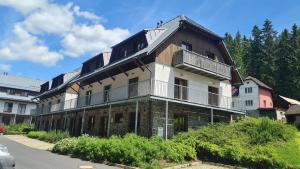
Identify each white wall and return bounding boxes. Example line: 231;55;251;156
234;80;259;110
0;100;37;115
153;63;232;109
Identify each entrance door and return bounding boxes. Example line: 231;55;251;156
174;113;188;134
99;116;108;137
128;112;140;134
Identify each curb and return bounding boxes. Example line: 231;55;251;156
163;161;202;169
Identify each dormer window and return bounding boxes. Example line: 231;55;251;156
137;43;144;50
123;49;127;57
205;51;215;60
181;42;192;51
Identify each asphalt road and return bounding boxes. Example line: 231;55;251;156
0;136;118;169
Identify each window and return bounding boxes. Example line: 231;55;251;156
17;104;26;114
20;91;28;97
245;87;252;94
85;90;92;105
205;51;216;60
103;85;111;102
208;86;219;106
245;100;253;106
128;77;139;98
174;77;188;100
137;43;144;50
263;100;266;107
114;113;123;123
48;102;52;112
181;42;192;51
7;89;15;95
4;102;13;112
123;49;127;57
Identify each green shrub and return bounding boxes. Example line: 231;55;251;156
52;134;196;168
28;130;70;143
173;117;299;169
4;123;34;135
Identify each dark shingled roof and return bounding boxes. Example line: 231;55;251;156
245;76;272;91
286;105;300;115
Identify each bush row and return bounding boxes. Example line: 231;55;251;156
4;123;34;135
173;117;298;169
27;130;70;143
52;134;196;168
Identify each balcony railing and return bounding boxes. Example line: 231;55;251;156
34;79;245;115
173;49;231;80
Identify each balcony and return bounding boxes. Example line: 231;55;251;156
35;80;244;115
173;49;231;80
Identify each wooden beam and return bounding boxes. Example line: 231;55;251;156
89;84;93;88
134;60;144;72
76;82;84;90
69;86;79;94
105;71;115;81
118;66;128;76
97;81;102;85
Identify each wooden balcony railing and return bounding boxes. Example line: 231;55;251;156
173;49;231;80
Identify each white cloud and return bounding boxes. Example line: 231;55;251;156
0;0;47;14
21;3;74;35
0;0;130;67
0;24;63;66
0;64;11;72
62;24;129;57
73;6;101;21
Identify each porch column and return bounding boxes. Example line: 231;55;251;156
210;108;214;124
230;114;233;123
39;115;42;130
81;108;86;134
64;111;67;130
13;113;17;125
134;101;139;134
107;104;111;137
49;114;54;130
30;116;33;124
165;100;169;140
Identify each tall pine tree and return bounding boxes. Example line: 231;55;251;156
248;25;263;79
260;19;276;87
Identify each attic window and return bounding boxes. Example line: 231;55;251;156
137;43;144;50
123;49;127;57
205;51;215;60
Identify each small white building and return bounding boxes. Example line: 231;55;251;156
0;73;44;124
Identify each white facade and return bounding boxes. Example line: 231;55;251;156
0;100;37;115
233;80;259;110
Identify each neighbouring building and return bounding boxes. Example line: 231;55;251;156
232;76;276;119
0;73;44;125
33;68;81;133
35;15;245;139
273;95;300;121
285;105;300;129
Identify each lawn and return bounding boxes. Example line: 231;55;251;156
274;133;300;167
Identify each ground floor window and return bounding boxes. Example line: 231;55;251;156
4;102;13;112
174;113;188;134
17;104;26;114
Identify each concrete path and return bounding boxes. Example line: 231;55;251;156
0;135;118;169
184;164;228;169
4;135;54;150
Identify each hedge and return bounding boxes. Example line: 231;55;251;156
52;134;196;168
27;130;70;143
173;117;300;169
4;123;34;135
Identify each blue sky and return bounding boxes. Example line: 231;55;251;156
0;0;299;81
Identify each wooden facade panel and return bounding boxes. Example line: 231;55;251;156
155;27;225;66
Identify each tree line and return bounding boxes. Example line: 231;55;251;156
224;20;300;100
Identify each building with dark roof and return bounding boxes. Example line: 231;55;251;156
34;15;245;138
0;73;44;125
232;76;276;119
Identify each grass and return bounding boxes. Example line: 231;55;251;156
274;136;300;167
